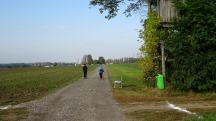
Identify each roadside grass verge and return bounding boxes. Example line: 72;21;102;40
127;109;191;121
107;63;151;102
107;63;144;92
107;63;216;121
107;63;189;102
0;108;28;121
107;63;216;103
127;109;216;121
0;65;96;105
186;112;216;121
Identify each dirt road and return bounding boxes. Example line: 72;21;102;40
20;69;125;121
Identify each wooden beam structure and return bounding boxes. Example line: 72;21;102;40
158;0;177;23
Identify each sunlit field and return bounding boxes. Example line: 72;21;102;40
0;65;96;105
107;63;144;91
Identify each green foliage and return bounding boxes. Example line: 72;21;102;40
87;55;94;65
89;0;147;19
186;113;216;121
98;56;106;64
90;0;161;88
90;0;122;19
90;0;216;92
165;0;216;91
139;12;161;87
81;54;94;65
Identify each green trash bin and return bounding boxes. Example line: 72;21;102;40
156;74;164;90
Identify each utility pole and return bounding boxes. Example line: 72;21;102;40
161;40;166;86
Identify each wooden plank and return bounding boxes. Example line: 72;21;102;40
159;0;177;23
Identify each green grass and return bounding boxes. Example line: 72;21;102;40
200;93;216;101
107;64;216;121
185;112;216;121
127;109;216;121
107;63;144;91
0;65;96;105
127;109;192;121
0;108;28;121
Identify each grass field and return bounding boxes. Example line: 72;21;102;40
107;63;144;91
0;65;96;105
107;63;216;121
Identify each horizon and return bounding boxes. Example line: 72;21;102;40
0;56;140;64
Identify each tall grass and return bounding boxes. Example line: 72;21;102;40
0;66;96;105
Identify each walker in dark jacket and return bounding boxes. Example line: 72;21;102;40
82;64;88;79
99;68;104;79
98;64;104;79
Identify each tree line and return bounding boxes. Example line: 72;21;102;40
106;57;139;64
81;54;106;65
0;62;76;68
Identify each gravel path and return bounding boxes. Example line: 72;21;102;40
19;69;125;121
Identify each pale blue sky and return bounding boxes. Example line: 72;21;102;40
0;0;147;63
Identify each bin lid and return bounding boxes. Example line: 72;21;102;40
157;74;163;77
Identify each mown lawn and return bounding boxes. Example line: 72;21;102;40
0;65;96;105
107;63;144;91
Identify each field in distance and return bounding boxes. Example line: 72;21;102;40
107;63;144;91
0;65;96;105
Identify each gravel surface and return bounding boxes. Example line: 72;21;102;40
19;69;125;121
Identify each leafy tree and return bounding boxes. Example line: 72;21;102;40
106;57;139;64
98;56;106;64
81;55;87;65
93;59;100;64
90;0;149;19
165;0;216;91
90;0;161;87
82;54;94;65
53;62;58;67
139;11;160;87
87;54;94;65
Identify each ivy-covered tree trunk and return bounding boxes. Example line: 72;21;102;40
165;0;216;91
139;11;161;87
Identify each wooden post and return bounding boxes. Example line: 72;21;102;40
161;40;166;86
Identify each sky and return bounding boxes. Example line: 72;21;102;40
0;0;147;63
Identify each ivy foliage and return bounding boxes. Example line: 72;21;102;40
165;0;216;91
90;0;216;92
139;11;161;86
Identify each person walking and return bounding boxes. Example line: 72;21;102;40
82;64;88;79
98;64;104;79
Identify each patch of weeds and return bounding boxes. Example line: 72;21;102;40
127;109;191;121
185;113;216;121
0;108;28;121
0;100;17;106
200;93;216;100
